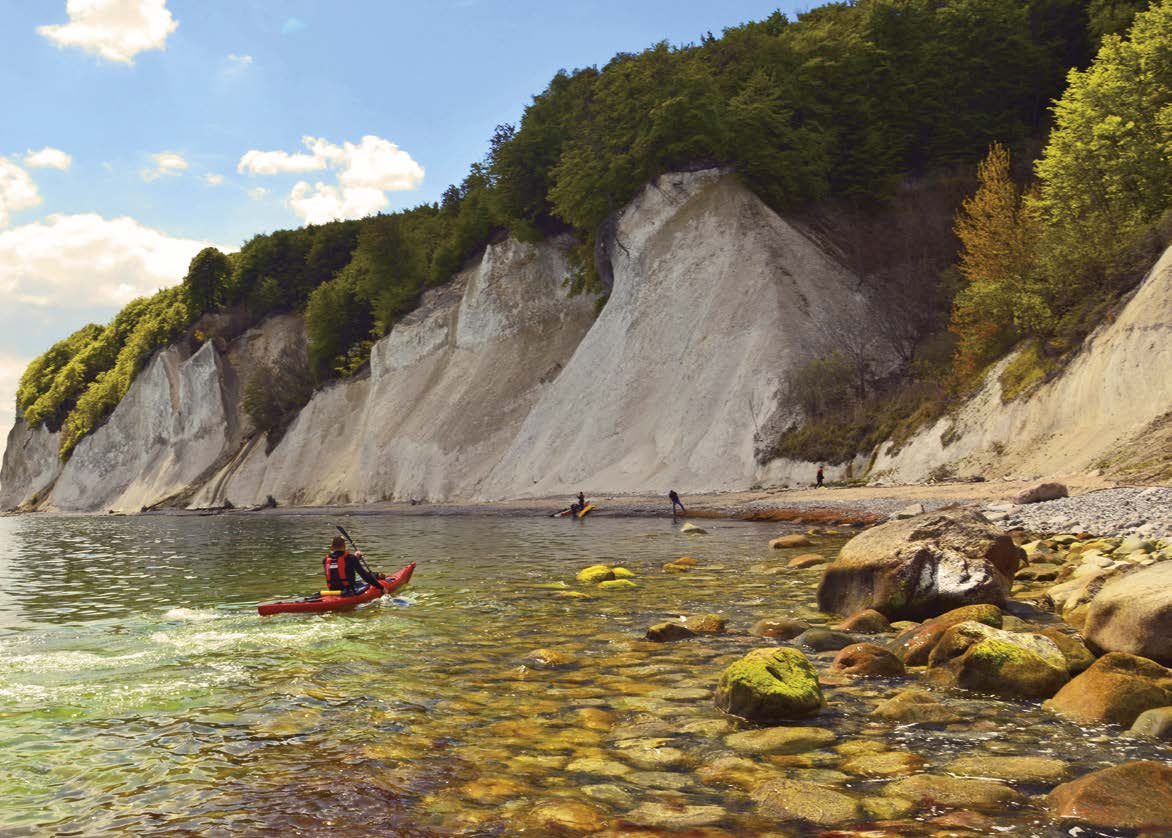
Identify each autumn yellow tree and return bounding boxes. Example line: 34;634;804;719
950;143;1047;378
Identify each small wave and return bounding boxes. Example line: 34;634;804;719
0;649;154;674
162;607;226;623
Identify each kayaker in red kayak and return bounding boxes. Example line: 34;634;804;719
324;536;384;595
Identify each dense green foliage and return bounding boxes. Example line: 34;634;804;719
19;0;1151;463
16;288;192;459
952;1;1172;381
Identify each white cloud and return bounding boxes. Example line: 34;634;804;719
142;151;187;181
0;353;30;441
204;173;224;185
24;147;73;171
0;160;42;227
239;134;424;224
247;187;268;200
0;213;216;308
38;0;179;65
225;53;252;74
288;183;388;225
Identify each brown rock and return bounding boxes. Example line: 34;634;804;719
1013;482;1068;504
924;628;1069;700
1046;761;1172;831
750;777;863;825
749;618;810;640
945;755;1069;783
882;774;1021;808
1130;706;1172;739
645;622;696;643
1044;652;1172;726
672;555;700;566
871;689;961;725
1084;562;1172;665
831;643;906;677
833;608;892;633
526;798;608;834
789;552;827;569
841;750;926;777
817;509;1022;621
771;534;813;549
723;725;836;755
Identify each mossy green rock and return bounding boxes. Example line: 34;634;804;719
598;578;637;590
925;636;1069;699
714;647;824;722
610;566;636;578
576;565;615;584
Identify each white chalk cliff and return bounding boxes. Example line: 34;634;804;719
2;169;1169;511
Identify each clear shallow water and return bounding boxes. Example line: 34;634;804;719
0;513;1166;836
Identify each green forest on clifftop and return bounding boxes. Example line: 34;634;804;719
17;0;1169;463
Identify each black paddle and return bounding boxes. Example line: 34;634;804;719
336;524;382;588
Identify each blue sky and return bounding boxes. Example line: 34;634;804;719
0;0;806;444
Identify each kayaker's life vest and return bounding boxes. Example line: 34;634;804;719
323;551;353;590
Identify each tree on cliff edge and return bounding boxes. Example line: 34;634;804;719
182;247;232;314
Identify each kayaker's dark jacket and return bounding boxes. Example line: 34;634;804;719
323;550;382;593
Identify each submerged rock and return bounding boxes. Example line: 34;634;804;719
945;755;1069;783
619;801;727;830
723;725;836;755
770;534;813;549
871;689;961;725
830;643;906;677
817;509;1021;621
749;618;810;640
882;774;1021;808
832;608;892;633
1044;652;1172;726
1046;761;1172;831
714;647;824;722
750;777;863;825
646;622;696;643
841;750;926;777
525;798;608;834
1084;561;1172;665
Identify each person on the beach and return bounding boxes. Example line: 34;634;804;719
816;466;824;488
669;489;685;518
323;535;383;595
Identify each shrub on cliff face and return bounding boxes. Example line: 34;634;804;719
243;361;314;452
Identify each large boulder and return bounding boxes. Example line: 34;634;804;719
1013;482;1068;504
817;509;1022;620
714;647;824;722
1084;561;1172;665
1044;652;1172;726
1046;761;1172;831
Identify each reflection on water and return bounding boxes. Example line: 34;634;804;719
0;513;1164;835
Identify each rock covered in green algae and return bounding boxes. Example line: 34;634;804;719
1046;760;1172;831
576;564;615;584
887;603;1004;665
1044;651;1172;726
714;647;824;722
924;635;1069;699
927;621;1066;669
598;578;637;590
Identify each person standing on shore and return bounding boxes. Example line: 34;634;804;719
816;466;824;488
669;489;685;520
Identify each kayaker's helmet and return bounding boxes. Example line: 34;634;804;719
331;535;346;550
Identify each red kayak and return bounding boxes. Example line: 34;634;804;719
257;562;415;616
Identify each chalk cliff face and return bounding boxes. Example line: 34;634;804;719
9;168;1164;511
871;243;1172;482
